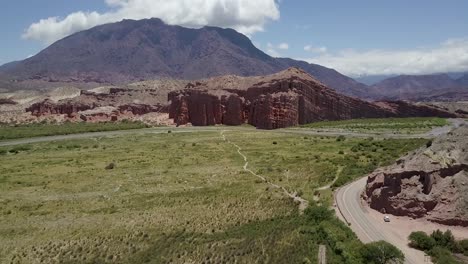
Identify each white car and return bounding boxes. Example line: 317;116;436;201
384;215;391;222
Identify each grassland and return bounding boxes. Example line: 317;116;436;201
0;121;149;140
300;117;448;134
0;129;427;263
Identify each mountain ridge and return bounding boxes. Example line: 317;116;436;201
0;18;367;98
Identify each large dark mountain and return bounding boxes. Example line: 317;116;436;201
0;18;367;97
367;73;465;101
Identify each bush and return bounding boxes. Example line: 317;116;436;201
429;246;458;264
338;150;344;155
304;204;333;224
409;231;436;251
360;241;404;264
426;140;433;148
272;141;278;145
105;162;115;170
458;239;468;255
336;135;346;142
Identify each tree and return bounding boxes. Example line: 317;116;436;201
361;241;405;264
431;229;456;250
408;231;436;251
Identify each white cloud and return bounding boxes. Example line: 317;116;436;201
265;42;289;57
278;43;289;50
304;45;327;53
302;38;468;77
23;0;280;44
266;42;280;57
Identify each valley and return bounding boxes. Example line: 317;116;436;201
0;121;428;263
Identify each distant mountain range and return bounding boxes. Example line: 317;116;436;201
0;18;366;98
0;18;467;101
366;73;468;101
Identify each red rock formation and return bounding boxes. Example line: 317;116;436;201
364;126;468;226
26;88;168;120
118;104;165;115
27;99;93;117
168;68;458;129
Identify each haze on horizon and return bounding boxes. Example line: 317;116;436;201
1;0;467;78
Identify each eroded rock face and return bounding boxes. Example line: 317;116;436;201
27;99;93;117
364;126;468;226
169;68;458;129
26;88;167;121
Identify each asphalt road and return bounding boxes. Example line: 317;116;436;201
336;178;430;264
2;118;460;147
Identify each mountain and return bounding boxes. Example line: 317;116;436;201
368;73;463;100
457;73;468;86
353;74;397;85
0;18;367;97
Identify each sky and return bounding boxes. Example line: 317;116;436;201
1;0;468;77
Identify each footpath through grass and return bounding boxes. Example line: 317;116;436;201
0;121;149;140
300;117;448;134
0;130;427;263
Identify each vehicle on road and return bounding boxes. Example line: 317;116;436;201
384;215;391;222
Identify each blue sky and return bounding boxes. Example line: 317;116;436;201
1;0;468;77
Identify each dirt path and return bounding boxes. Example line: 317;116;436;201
220;130;309;212
318;245;327;264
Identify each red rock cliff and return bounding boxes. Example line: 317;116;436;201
168;68;458;129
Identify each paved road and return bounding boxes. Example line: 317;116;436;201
2;118;461;147
336;178;430;264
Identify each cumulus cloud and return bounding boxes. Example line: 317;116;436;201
266;42;280;57
23;0;280;44
304;45;327;53
278;43;289;50
302;38;468;77
265;42;289;57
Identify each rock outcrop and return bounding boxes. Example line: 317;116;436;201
169;68;459;129
26;99;93;117
364;125;468;226
26;87;167;121
0;98;17;105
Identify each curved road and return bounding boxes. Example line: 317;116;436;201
335;119;466;264
336;178;429;264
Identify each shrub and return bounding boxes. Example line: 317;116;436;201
360;241;404;264
408;231;436;251
426;140;433;148
0;149;7;155
338;150;344;155
336;135;346;142
431;230;456;250
272;141;278;145
429;246;458;264
304;204;333;224
105;162;116;170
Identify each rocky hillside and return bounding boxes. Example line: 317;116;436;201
0;18;367;98
168;68;458;129
364;124;468;226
